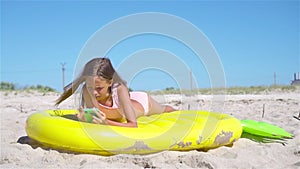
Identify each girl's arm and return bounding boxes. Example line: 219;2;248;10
90;84;137;127
104;119;137;127
77;106;137;127
113;84;138;127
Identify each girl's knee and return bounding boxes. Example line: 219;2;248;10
164;105;177;112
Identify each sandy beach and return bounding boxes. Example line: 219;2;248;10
1;88;299;169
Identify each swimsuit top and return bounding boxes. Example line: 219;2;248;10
97;83;149;121
97;83;125;121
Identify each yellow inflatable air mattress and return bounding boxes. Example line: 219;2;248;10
25;110;242;156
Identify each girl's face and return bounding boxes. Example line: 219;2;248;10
86;76;112;102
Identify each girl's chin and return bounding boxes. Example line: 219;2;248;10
95;97;102;101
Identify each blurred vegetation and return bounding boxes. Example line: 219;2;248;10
149;85;298;95
0;81;57;93
0;82;16;90
1;81;298;95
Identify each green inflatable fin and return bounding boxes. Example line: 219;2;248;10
240;119;293;142
241;132;288;145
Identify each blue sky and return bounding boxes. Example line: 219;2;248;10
1;1;299;91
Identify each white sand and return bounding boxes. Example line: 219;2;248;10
1;89;299;169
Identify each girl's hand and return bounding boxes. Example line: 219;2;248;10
77;107;107;124
92;109;108;125
76;107;87;122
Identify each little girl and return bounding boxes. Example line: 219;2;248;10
55;58;176;127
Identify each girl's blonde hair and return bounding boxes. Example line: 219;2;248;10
55;58;125;106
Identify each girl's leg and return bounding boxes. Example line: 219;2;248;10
147;96;177;116
164;105;177;112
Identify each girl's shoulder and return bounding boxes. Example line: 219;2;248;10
113;83;129;95
112;82;122;89
112;83;127;93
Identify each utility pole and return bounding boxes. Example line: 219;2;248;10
61;63;66;90
190;70;193;91
274;72;277;86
